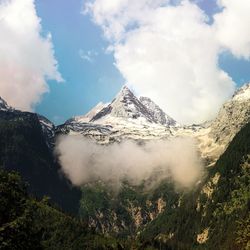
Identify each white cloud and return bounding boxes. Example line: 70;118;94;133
79;49;98;63
214;0;250;59
84;0;238;124
0;0;62;111
56;135;204;189
84;0;169;41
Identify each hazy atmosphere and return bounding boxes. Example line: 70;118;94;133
56;135;204;188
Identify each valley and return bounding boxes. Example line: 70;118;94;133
0;84;249;249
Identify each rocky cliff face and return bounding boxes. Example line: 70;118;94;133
139;96;177;126
0;107;81;214
192;83;250;165
0;97;56;149
209;83;250;147
79;182;179;236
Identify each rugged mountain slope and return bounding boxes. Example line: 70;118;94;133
140;121;250;250
90;86;160;124
58;84;250;165
139;96;177;126
209;83;250;147
37;114;56;148
0;97;55;148
1;83;248;214
68;84;250;248
58;85;175;143
0;100;81;214
77;121;250;249
191;83;250;164
79;181;180;238
68;102;108;124
198;121;250;250
0;83;250;249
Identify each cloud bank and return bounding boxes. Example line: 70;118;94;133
56;135;204;189
0;0;62;111
85;0;250;124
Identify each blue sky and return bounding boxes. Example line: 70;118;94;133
34;0;250;124
35;0;124;124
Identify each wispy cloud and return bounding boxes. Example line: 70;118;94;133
79;49;98;63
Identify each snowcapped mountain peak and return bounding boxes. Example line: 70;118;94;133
0;97;11;111
112;85;137;105
119;85;132;94
59;85;176;143
232;83;250;101
91;85;157;123
139;96;177;126
67;102;109;124
85;102;107;118
63;85;177;130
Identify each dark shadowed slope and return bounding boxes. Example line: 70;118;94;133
0;109;81;214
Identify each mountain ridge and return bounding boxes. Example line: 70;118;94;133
90;85;177;126
1;83;250;164
139;96;177;126
57;83;250;165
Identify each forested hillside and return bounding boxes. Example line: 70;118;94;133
0;168;124;250
78;122;250;249
0;110;80;214
138;122;250;249
0;111;249;249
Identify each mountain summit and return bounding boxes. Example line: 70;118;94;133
232;82;250;101
90;85;176;126
91;85;156;123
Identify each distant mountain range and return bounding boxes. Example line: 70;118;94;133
58;83;250;165
1;83;250;170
